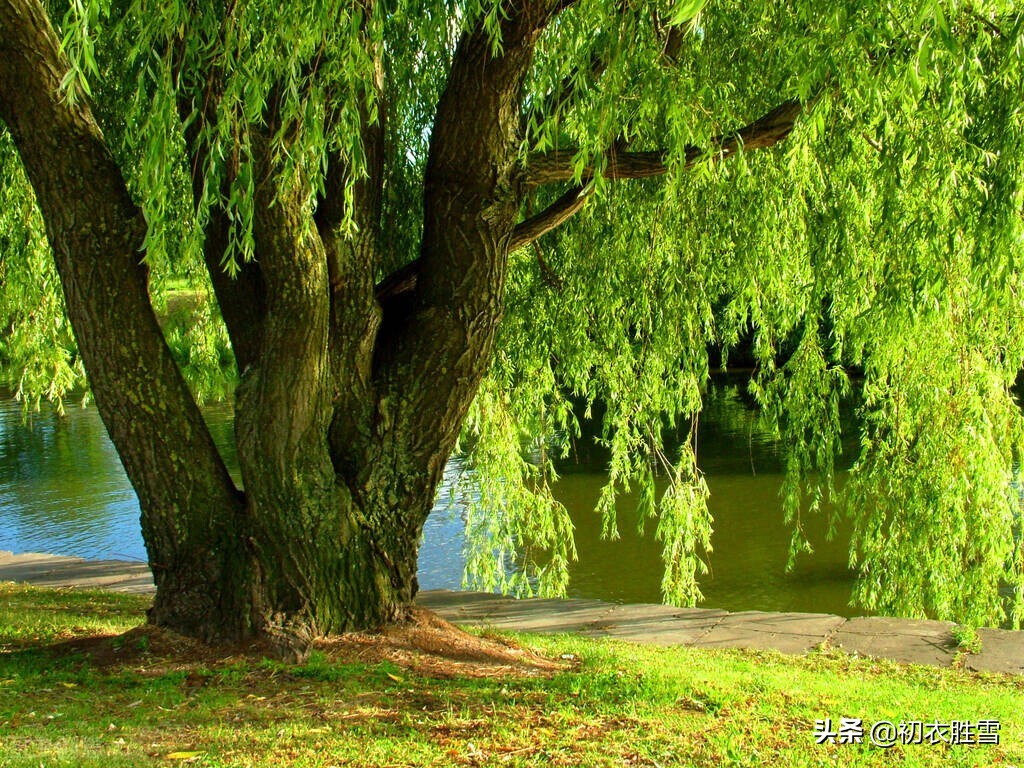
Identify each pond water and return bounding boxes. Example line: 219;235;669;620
0;385;864;617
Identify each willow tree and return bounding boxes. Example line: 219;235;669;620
1;0;1022;649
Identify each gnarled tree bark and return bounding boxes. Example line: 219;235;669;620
0;0;803;653
0;0;571;653
0;0;249;640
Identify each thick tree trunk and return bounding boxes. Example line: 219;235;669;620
1;0;559;652
0;0;251;641
237;475;431;659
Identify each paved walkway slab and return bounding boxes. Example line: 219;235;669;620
457;597;614;633
0;551;153;594
584;606;728;645
2;551;1021;675
829;616;958;667
416;589;516;622
965;628;1024;675
697;610;847;654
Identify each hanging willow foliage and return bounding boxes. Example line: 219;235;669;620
1;0;1022;628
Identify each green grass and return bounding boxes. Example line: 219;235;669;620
952;625;983;655
1;582;1021;767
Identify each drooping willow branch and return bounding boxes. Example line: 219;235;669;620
504;99;804;253
378;99;804;295
521;99;802;187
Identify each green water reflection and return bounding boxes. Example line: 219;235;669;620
553;386;859;615
0;385;863;616
560;473;854;614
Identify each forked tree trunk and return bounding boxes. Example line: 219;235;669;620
1;0;558;653
234;477;434;657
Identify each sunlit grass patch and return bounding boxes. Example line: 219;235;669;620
0;583;1020;767
0;582;149;648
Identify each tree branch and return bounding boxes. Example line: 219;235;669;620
314;43;388;490
523;99;803;186
174;38;268;374
375;258;420;304
652;8;686;65
362;2;559;514
509;183;592;252
506;101;804;249
378;99;805;291
374;190;593;286
233;130;339;504
662;24;686;65
200;211;266;374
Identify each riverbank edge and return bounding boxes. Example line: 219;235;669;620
1;550;1020;675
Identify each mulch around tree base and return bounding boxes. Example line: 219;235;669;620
40;607;571;679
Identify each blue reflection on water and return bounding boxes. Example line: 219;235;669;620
0;397;468;590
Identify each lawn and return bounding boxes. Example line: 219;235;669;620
0;582;1020;767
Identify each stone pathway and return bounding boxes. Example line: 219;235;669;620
0;551;154;594
415;591;1022;675
2;551;1021;675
